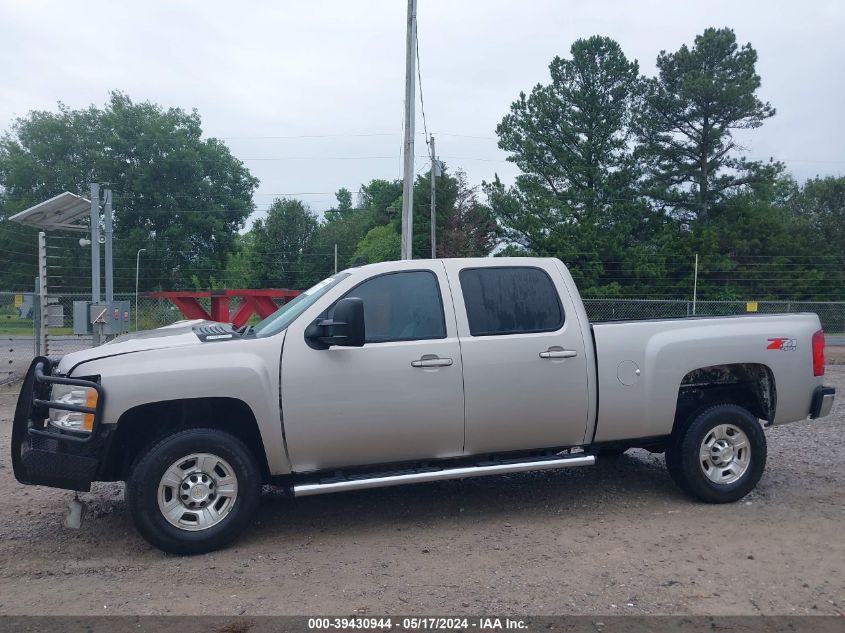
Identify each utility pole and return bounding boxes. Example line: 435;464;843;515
334;243;338;274
89;183;102;346
89;183;100;303
429;135;436;259
103;188;114;306
400;0;417;260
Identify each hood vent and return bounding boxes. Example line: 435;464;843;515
192;323;240;342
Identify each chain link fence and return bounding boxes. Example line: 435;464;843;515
1;291;36;384
3;290;844;384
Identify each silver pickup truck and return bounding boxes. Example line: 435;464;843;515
12;257;836;553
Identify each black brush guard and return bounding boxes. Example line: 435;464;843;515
11;357;107;491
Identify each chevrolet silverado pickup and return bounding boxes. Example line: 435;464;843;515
11;258;836;553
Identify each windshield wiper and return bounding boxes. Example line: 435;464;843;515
233;324;255;337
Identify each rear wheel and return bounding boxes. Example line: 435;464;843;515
126;428;261;554
666;404;766;503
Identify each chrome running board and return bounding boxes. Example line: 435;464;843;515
292;454;596;497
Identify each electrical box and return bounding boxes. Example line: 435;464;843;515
73;301;90;335
45;299;64;327
89;302;131;335
75;301;131;335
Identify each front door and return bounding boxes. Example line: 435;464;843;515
281;263;465;472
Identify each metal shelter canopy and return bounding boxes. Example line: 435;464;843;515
8;192;91;232
9;186;118;347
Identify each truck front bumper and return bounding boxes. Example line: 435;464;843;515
11;357;110;492
810;385;836;419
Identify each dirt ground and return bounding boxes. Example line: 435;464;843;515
0;367;842;617
826;346;845;365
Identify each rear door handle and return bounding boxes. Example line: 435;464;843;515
411;355;453;368
539;348;578;359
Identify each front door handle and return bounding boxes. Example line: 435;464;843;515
539;347;578;359
411;355;453;368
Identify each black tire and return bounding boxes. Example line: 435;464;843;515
126;428;261;554
667;403;767;504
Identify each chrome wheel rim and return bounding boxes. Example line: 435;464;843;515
157;453;238;531
699;424;751;485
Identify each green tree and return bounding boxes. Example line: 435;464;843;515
411;163;458;259
222;232;255;288
790;176;845;261
351;224;400;264
780;176;845;300
359;179;402;225
0;92;258;291
636;27;780;220
655;175;843;302
244;198;319;289
488;36;671;294
438;170;499;257
311;188;379;275
354;165;499;261
409;164;501;259
334;187;353;212
346;178;402;265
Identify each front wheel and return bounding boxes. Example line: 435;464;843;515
666;404;767;504
126;428;261;554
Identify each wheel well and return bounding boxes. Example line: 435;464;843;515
100;397;272;482
674;363;777;432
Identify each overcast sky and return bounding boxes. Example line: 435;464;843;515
1;0;843;223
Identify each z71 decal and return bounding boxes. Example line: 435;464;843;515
767;337;797;351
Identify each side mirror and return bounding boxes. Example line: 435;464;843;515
304;297;365;349
331;297;365;346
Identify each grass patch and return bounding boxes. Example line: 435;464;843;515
0;315;34;336
0;314;75;336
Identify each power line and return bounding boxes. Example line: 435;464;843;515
219;132;397;140
415;30;430;146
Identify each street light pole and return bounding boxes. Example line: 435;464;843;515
135;248;146;331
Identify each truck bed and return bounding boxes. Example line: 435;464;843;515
589;313;823;443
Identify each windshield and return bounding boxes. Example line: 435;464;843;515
253;273;350;338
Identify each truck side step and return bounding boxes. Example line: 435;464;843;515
292;454;596;497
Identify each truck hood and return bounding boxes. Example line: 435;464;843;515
57;320;214;374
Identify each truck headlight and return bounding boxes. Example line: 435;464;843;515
49;384;99;432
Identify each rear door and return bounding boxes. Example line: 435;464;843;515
443;260;590;454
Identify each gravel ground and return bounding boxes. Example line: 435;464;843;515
0;368;842;617
826;346;845;364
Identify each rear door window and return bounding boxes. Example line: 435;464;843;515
459;267;564;336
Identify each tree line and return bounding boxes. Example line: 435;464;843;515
1;27;843;301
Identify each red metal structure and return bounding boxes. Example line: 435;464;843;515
150;289;300;328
